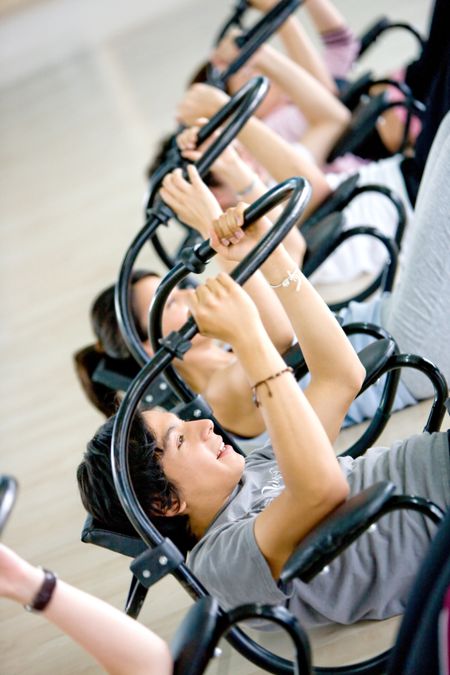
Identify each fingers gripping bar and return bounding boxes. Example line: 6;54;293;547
146;75;269;213
148;176;312;394
116;76;269;366
111;177;311;675
112;176;311;543
208;0;302;88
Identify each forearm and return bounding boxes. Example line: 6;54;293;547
242;272;295;352
12;560;171;675
262;246;364;382
260;245;365;438
236;116;332;217
176;86;333;214
256;45;349;130
305;0;347;33
278;15;337;92
255;45;350;163
234;332;345;492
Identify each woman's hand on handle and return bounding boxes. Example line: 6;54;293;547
159;165;222;238
209;202;273;261
186;272;265;347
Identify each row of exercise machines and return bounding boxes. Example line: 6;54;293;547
56;2;450;673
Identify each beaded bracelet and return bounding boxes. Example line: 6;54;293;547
269;268;303;292
252;367;293;408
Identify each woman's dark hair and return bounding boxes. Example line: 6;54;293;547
73;345;120;417
73;270;158;417
91;270;158;360
77;413;197;557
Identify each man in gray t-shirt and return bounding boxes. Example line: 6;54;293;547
188;431;450;628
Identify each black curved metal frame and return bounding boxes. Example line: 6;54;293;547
340;349;448;460
208;0;302;89
0;475;18;537
357;17;425;59
329;79;426;161
115;75;270;366
303;225;399;309
112;178;317;674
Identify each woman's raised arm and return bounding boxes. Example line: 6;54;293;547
211;206;366;442
176;84;332;218
187;272;349;579
0;543;172;675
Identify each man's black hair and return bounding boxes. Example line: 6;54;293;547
77;413;197;557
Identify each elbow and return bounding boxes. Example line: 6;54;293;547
317;473;350;516
134;641;172;675
274;329;296;355
349;360;366;397
337;106;351;128
338;359;366;408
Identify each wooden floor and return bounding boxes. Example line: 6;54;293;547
0;1;437;673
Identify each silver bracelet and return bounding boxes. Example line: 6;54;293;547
236;179;255;197
269;268;303;292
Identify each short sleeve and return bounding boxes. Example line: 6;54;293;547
188;518;289;611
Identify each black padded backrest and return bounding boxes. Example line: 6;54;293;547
92;354;140;392
81;514;146;558
301;173;360;231
0;475;18;536
92;355;180;410
302;212;344;277
280;482;396;586
171;597;222;675
357;338;397;393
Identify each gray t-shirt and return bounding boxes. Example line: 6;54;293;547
188;431;450;628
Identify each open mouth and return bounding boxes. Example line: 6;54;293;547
217;440;233;459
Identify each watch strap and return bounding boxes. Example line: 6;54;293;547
24;568;57;612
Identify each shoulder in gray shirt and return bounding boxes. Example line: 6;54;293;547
188;431;450;628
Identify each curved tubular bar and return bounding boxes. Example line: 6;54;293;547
214;0;248;45
386;354;449;433
149;177;311;400
340;352;448;460
350;185;407;247
328;76;426;162
0;474;18;536
358;19;425;58
301;178;406;247
207;0;302;88
115;76;270;364
340;324;400;459
146;74;269;212
348;185;406;244
112;178;311;675
303;225;399;312
343;322;394;343
383;494;445;526
223;604;312;674
147;73;270;269
341;373;400;460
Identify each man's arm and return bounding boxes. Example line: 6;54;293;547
189;272;350;579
